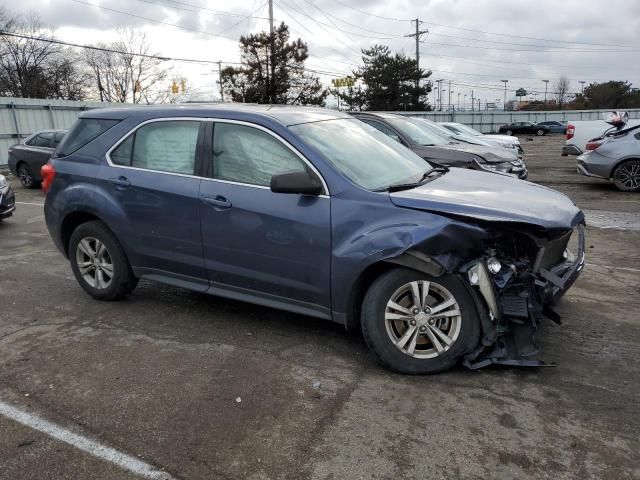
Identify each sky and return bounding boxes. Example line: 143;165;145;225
4;0;640;107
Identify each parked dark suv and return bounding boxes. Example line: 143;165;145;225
43;105;585;374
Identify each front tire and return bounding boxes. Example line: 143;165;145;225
361;268;480;374
612;159;640;192
506;129;513;136
68;220;138;300
17;163;37;189
536;129;545;136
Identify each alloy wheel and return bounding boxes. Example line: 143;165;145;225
18;164;33;188
75;236;114;289
384;280;462;359
506;130;513;136
613;160;640;191
536;129;544;136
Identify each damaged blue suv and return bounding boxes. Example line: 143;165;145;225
43;105;585;374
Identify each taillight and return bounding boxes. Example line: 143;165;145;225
566;124;575;140
585;140;603;151
41;163;56;193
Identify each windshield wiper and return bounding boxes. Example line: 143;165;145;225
376;168;447;192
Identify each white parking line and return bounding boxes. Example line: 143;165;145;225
0;399;175;480
586;263;640;273
15;202;44;206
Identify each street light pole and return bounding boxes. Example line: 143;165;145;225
457;92;460;110
542;79;549;105
501;80;508;111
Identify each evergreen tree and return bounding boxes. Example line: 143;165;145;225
221;22;327;106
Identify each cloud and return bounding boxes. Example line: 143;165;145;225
6;0;640;102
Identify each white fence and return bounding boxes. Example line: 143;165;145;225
2;96;640;166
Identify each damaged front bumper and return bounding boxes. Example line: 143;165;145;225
461;224;586;370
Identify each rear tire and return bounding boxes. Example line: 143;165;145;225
612;159;640;192
536;129;545;136
68;220;138;300
17;163;38;189
361;268;480;374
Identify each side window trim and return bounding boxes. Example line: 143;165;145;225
106;117;329;195
106;118;203;177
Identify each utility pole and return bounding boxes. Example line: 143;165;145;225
217;61;224;103
436;79;443;111
457;92;460;110
448;80;451;112
542;79;549;105
268;0;275;104
405;19;429;97
501;79;508;111
471;90;474;111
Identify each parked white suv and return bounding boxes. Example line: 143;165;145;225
563;118;640;156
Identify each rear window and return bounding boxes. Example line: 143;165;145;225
56;118;119;157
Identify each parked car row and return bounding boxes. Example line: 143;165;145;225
8;129;67;189
352;113;528;178
38;104;585;375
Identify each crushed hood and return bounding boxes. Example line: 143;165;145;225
390;168;583;231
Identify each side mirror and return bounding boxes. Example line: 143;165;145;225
270;171;323;195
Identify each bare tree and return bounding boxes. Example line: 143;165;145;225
554;76;571;110
0;11;90;99
84;28;169;104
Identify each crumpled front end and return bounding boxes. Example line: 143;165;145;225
460;222;586;369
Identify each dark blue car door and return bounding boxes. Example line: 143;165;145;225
199;121;332;318
98;119;208;289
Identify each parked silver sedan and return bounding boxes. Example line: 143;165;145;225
577;125;640;191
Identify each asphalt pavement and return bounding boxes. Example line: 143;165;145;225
0;134;638;480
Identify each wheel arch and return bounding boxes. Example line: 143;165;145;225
609;156;640;178
60;211;105;257
343;251;447;332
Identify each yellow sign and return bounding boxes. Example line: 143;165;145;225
331;76;355;88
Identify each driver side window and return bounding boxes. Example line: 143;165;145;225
212;123;307;187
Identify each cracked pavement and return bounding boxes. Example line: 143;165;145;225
0;134;639;479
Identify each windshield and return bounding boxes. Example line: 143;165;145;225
290;119;431;191
386;117;449;146
413;118;456;138
449;123;482;137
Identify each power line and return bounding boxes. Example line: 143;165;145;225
424;38;640;53
275;0;361;68
426;30;635;51
295;0;403;40
420;21;637;49
130;0;269;36
138;0;270;19
328;0;411;22
0;30;238;64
